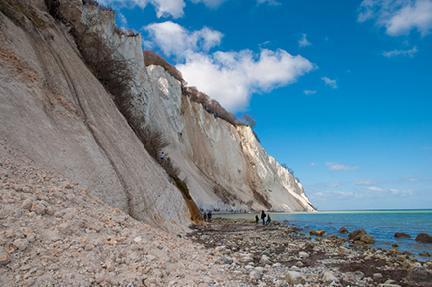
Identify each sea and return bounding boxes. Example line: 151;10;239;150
218;209;432;261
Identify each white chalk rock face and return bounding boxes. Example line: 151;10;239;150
144;66;315;212
0;1;189;232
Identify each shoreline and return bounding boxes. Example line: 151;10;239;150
188;218;432;287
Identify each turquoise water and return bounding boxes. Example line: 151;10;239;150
220;210;432;260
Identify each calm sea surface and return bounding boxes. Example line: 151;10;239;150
218;210;432;260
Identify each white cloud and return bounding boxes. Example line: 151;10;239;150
304;90;317;95
358;0;432;36
177;49;314;110
325;162;357;171
298;33;311;48
382;46;418;57
191;0;226;8
98;0;185;18
354;179;375;186
144;21;223;58
321;76;337;89
118;12;128;26
257;0;282;6
145;22;314;111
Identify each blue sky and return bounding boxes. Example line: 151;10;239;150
102;0;432;210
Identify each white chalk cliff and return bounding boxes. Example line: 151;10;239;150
0;0;314;231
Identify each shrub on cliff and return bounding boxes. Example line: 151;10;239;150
182;86;240;126
144;51;184;83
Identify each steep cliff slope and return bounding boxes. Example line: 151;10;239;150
0;0;190;231
144;65;315;212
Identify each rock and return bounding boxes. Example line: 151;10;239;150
223;256;233;265
419;252;431;257
21;199;33;210
415;233;432;243
338;227;349;234
0;247;10;266
394;232;410;239
298;251;309;259
285;270;305;284
348;229;375;244
321;271;338;283
373;273;383;280
310;230;326;236
249;270;262;280
260;254;271;265
13;238;29;251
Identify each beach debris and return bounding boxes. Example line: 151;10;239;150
415;233;432;243
309;229;326;236
338;227;349;234
348;229;375;244
394;232;410;239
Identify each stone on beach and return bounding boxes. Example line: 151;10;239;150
285;270;305;284
309;229;326;236
338;227;349;234
348;229;375;244
321;270;338;283
415;233;432;243
394;232;410;239
0;247;10;266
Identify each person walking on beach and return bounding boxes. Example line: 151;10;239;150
261;210;266;225
266;214;271;225
207;210;212;222
203;212;208;222
255;215;259;224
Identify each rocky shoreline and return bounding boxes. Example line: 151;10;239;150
188;218;432;287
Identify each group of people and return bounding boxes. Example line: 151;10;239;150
203;210;212;222
255;210;271;225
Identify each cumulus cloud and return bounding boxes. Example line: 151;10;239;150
145;22;314;111
98;0;185;18
382;46;418;57
304;90;317;95
144;21;223;58
325;162;357;171
257;0;282;6
117;12;128;26
321;76;337;88
177;49;314;110
358;0;432;36
191;0;226;8
298;33;311;48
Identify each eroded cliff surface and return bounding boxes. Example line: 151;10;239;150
144;65;315;212
0;0;189;231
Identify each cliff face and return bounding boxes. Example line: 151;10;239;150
144;66;315;212
0;0;189;231
0;0;313;233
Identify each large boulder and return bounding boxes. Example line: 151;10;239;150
348;229;375;244
310;229;326;236
394;232;410;239
338;227;349;234
415;233;432;243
